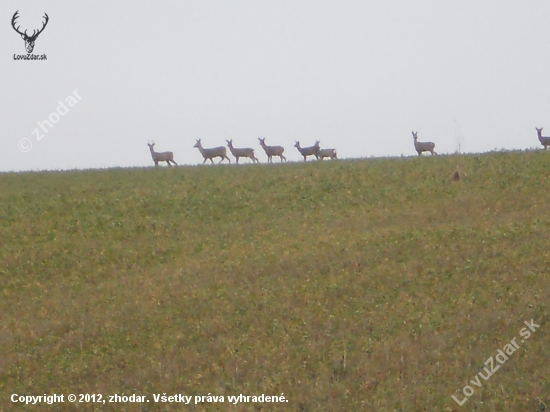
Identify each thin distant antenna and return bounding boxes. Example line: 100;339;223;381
454;118;464;154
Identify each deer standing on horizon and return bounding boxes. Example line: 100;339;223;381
316;147;338;160
536;128;550;149
258;138;286;163
148;142;177;166
226;140;259;163
194;139;231;164
294;141;320;161
412;131;436;156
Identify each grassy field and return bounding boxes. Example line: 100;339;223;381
1;151;549;411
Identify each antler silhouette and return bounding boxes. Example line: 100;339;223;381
11;11;49;53
11;11;26;37
32;13;49;39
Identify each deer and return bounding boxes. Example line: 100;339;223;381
536;128;550;149
316;147;338;160
147;142;177;166
412;131;436;156
294;141;320;161
194;139;231;164
226;140;259;163
258;137;286;163
12;11;49;54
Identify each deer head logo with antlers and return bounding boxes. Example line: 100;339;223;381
11;11;49;54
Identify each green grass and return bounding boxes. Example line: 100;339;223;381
1;151;549;411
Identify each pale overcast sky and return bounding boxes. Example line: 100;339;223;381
2;1;550;172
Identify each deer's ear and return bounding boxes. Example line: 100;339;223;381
21;34;26;39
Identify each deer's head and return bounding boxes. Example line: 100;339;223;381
12;11;49;54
